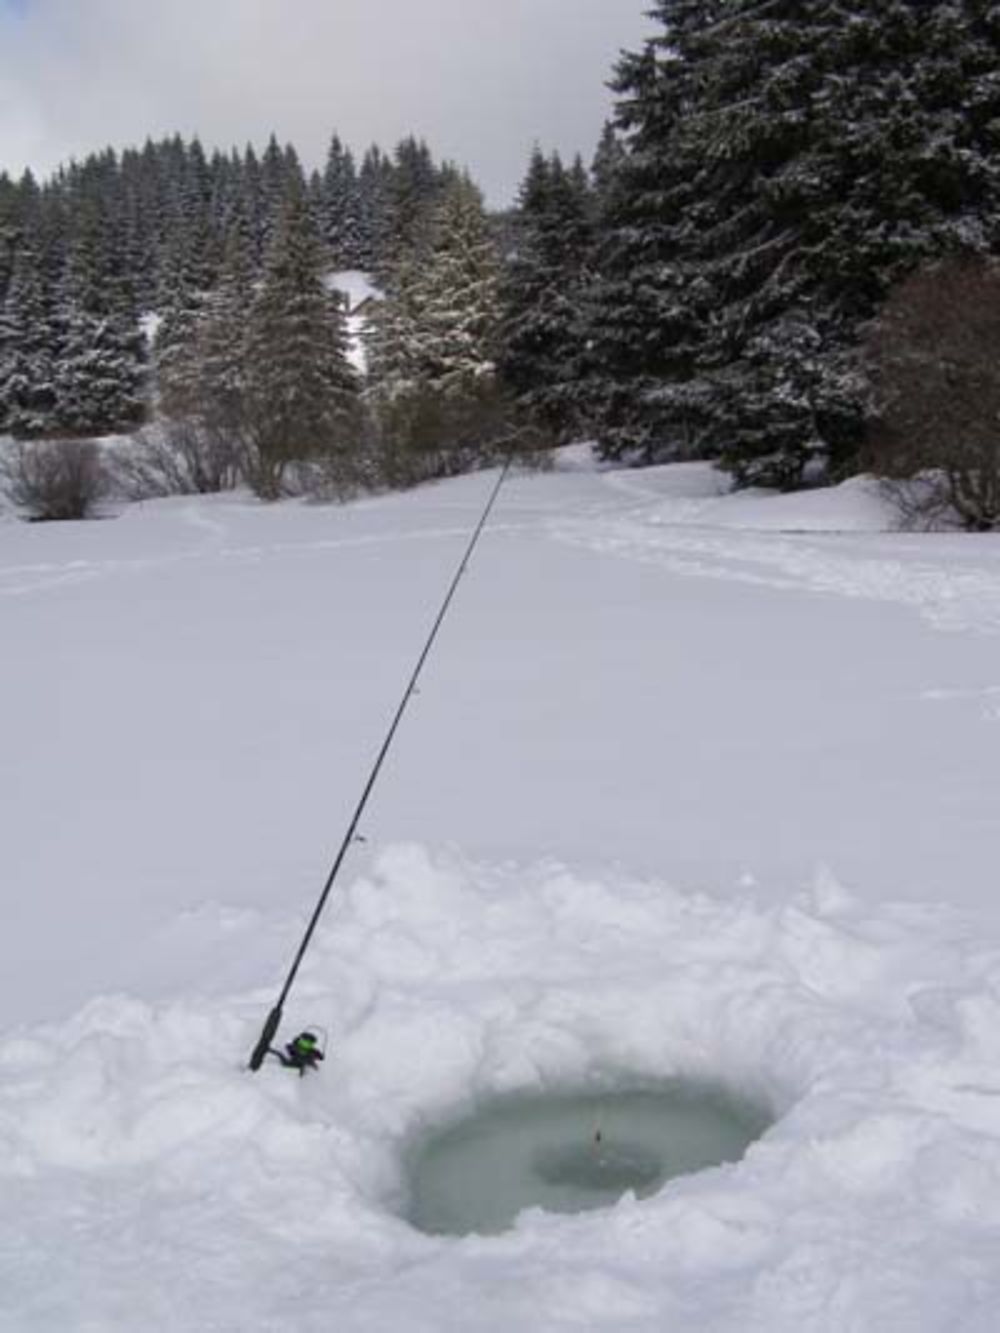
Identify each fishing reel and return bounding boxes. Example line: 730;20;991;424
269;1027;328;1075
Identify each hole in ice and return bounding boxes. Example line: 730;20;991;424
404;1081;772;1237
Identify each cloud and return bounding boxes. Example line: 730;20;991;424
0;0;653;204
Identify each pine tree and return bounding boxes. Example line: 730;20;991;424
153;237;209;418
53;301;146;436
119;148;158;311
241;143;266;263
242;184;360;497
357;146;393;272
380;137;443;278
364;248;422;388
0;245;59;437
0;173;20;309
591;123;625;215
414;178;502;385
51;218;147;435
256;135;305;259
194;215;255;435
321;134;364;269
259;134;288;254
499;149;594;445
587;0;1000;486
366;176;510;479
584;17;711;465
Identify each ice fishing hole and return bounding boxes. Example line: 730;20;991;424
404;1081;772;1237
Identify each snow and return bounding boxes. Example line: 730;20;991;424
2;454;1000;1329
139;310;163;346
325;269;381;373
325;269;380;313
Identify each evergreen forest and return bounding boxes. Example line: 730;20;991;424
3;0;1000;517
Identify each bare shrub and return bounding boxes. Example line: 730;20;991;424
111;418;243;499
0;439;109;521
296;420;380;503
865;257;1000;531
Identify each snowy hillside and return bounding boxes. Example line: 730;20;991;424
2;457;1000;1330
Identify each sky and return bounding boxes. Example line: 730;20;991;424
0;0;655;206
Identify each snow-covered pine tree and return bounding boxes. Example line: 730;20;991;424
175;139;217;287
588;0;1000;486
379;137;443;279
499;148;594;445
321;135;364;269
217;149;247;227
360;250;425;485
256;136;306;260
193;213;255;437
151;142;223;417
118;148;158;312
0;244;59;437
53;301;146;436
706;0;1000;486
51;213;147;436
363;249;422;389
307;168;327;256
584;11;710;465
240;143;266;264
590;122;626;216
366;175;510;480
356;146;392;273
241;183;360;497
259;135;288;256
667;0;850;488
0;174;20;311
411;176;502;395
153;238;210;419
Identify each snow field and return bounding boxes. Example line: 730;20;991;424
2;455;1000;1328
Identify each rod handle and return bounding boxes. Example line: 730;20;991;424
248;1003;283;1071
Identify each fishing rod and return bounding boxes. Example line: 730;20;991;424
248;458;513;1071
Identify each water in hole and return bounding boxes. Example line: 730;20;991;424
405;1083;771;1236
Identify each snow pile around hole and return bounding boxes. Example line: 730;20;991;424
2;845;1000;1330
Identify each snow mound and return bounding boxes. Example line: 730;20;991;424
563;454;894;533
691;474;893;533
549;462;1000;635
3;846;1000;1330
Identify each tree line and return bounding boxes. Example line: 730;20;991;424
0;133;456;442
4;0;1000;526
0;126;592;505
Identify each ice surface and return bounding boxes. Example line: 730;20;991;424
2;454;1000;1329
406;1083;771;1236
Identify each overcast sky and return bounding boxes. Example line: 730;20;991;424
0;0;654;206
